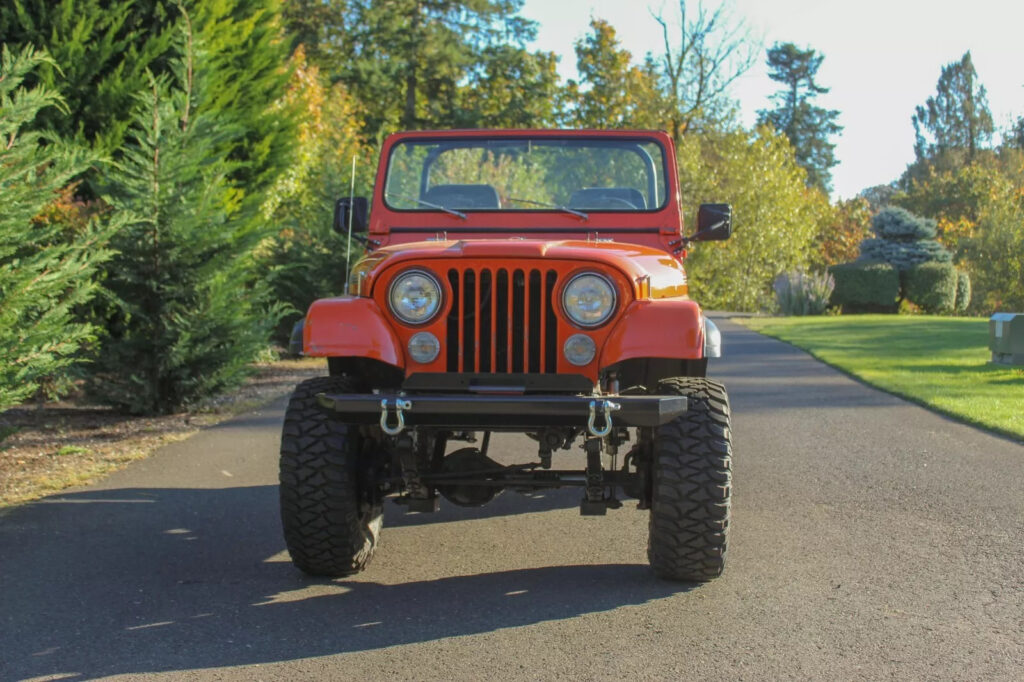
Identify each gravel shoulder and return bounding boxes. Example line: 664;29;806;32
0;358;324;508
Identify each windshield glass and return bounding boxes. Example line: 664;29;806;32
384;137;668;213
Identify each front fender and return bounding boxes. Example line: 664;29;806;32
599;299;705;365
304;296;404;367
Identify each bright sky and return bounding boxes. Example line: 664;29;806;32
520;0;1024;200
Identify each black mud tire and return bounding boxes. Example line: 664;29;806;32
279;376;383;577
647;377;732;582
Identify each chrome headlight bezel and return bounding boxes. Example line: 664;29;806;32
562;272;617;328
388;269;443;325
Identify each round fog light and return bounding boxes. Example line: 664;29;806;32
563;333;596;366
408;331;440;363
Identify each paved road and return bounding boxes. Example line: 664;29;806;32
2;319;1023;681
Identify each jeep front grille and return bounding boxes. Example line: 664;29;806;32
446;267;559;373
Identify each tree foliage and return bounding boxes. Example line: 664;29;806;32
912;51;994;169
0;0;179;187
189;0;298;194
895;150;1024;313
260;46;375;342
679;126;833;311
89;34;281;414
954;166;1024;312
0;46;114;411
816;197;871;267
757;42;841;192
648;0;756;143
858;207;951;272
564;19;659;129
460;44;563;128
330;0;540;137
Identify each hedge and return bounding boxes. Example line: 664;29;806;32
905;261;957;313
829;261;900;313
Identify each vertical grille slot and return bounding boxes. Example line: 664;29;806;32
446;266;560;374
479;269;492;372
545;270;558;372
446;270;460;370
528;270;542;372
496;269;509;372
511;269;525;372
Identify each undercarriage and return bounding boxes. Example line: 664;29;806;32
279;374;732;582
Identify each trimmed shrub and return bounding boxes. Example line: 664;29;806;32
773;270;834;315
859;237;952;271
871;206;937;240
955;270;972;313
905;262;957;313
829;261;900;313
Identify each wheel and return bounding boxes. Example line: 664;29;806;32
279;376;383;576
647;377;732;581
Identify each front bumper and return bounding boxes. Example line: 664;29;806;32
317;392;686;434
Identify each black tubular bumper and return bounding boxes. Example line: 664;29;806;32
316;392;687;434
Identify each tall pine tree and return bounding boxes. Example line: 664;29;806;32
90;27;282;415
0;46;115;411
332;0;539;137
757;42;842;193
912;52;993;166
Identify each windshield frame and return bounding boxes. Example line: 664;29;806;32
381;134;670;215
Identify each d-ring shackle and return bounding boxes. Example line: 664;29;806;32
587;399;621;438
380;398;412;435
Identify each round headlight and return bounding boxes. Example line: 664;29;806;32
408;331;441;363
564;333;597;366
389;270;442;325
563;272;616;328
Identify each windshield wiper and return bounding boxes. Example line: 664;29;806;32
386;192;467;220
506;196;588;220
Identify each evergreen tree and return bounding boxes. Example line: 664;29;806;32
0;46;114;411
1008;116;1024;151
912;51;993;166
858;207;951;271
457;44;563;128
334;0;540;137
757;42;842;192
281;0;347;66
90;35;282;415
191;0;299;194
0;0;179;159
1;0;296;196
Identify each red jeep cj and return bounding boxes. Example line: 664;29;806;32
281;129;733;581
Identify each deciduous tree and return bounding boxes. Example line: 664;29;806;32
648;0;756;143
678;126;831;311
564;19;658;129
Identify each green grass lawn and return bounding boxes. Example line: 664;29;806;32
741;315;1024;442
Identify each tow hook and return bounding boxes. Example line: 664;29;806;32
587;399;621;438
380;398;412;435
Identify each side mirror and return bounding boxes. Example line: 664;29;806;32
333;197;369;234
690;203;732;242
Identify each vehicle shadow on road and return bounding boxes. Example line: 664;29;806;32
0;486;691;680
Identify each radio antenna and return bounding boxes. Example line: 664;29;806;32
344;155;357;286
